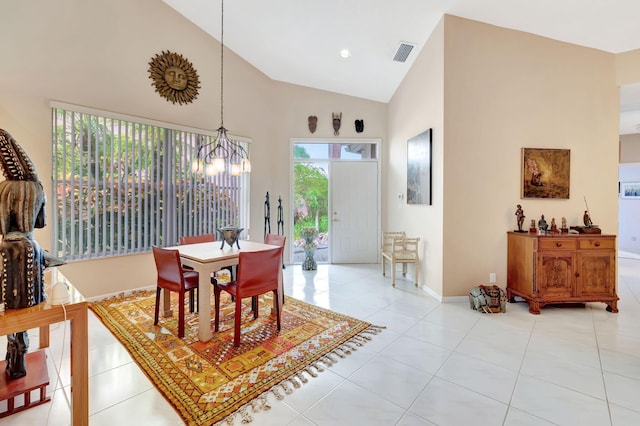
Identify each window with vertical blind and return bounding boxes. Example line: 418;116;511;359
51;104;250;261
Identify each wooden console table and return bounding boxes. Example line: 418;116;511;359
507;231;618;314
0;268;88;425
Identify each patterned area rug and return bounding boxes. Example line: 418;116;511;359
90;290;382;425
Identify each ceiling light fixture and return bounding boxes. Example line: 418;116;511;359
340;49;351;59
194;0;250;176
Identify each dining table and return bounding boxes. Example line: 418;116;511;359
164;240;282;342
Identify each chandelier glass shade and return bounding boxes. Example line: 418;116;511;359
194;0;250;177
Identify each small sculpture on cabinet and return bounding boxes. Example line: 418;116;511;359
550;217;558;234
514;204;526;233
537;215;548;234
529;219;537;233
561;217;568;234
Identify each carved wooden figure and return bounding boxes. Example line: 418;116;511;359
0;129;64;379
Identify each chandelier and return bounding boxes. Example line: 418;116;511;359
194;0;251;176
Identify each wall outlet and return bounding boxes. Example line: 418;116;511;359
489;272;496;283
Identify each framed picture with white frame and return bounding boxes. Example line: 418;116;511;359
620;182;640;199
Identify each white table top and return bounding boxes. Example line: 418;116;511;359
166;240;279;264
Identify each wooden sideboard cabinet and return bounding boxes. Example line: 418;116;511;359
507;231;618;314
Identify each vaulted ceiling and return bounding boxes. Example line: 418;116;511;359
163;0;640;134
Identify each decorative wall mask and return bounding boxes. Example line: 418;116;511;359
332;112;342;136
148;50;201;105
308;116;318;133
355;119;364;133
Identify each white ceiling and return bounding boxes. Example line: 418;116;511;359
162;0;640;133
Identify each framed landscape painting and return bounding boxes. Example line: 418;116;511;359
407;129;432;205
521;148;570;199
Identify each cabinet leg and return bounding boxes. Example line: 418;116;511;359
528;301;541;315
606;301;619;313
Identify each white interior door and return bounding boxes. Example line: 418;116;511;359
330;161;378;263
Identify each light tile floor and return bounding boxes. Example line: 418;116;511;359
1;257;640;426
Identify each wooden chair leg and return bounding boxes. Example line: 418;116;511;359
252;296;259;319
154;288;161;325
233;297;242;347
214;286;221;332
414;261;419;287
273;290;281;331
391;261;396;287
178;291;186;338
189;288;196;313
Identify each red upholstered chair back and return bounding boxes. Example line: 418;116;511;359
179;234;216;245
264;233;286;248
152;246;186;292
235;247;282;299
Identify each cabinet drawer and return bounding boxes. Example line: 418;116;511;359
578;238;615;250
539;239;577;250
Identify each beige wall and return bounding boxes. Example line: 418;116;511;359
0;0;386;298
387;20;445;297
615;49;640;86
388;15;620;298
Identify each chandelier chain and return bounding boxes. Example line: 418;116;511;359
220;0;224;128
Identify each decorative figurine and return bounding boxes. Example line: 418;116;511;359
583;210;593;227
550;217;558;234
0;129;65;379
514;204;526;232
537;214;548;234
332;112;342;136
561;217;568;233
308;116;317;134
529;219;537;233
264;192;271;237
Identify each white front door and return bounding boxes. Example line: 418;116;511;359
330;161;379;263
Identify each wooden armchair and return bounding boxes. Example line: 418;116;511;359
381;232;420;287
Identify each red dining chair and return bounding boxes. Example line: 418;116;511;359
179;234;217;245
263;233;286;308
152;246;199;338
264;233;286;250
214;246;283;347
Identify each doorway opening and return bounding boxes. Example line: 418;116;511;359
291;141;379;264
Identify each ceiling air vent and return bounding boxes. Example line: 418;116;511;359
392;42;415;63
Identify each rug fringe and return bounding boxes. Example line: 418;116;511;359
214;324;385;426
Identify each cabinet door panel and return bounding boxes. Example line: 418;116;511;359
538;253;574;298
576;253;615;296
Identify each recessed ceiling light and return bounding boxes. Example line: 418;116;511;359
340;49;351;59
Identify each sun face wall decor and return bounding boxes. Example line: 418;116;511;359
148;50;201;105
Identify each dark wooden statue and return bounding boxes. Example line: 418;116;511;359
0;129;64;379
